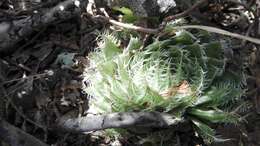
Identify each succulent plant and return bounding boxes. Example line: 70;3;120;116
82;30;245;144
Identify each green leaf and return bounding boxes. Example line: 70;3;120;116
172;31;196;45
192;119;216;144
113;7;138;23
98;60;116;76
101;34;122;59
125;37;142;53
203;42;222;59
192;119;233;144
188;108;238;123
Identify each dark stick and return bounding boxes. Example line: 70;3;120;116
0;118;49;146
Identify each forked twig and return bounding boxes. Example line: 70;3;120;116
96;15;260;45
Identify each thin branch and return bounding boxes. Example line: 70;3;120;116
173;25;260;45
1;71;53;85
163;0;208;22
56;112;183;133
108;19;159;34
95;15;260;45
92;0;260;45
95;15;159;34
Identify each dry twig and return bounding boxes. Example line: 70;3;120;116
174;25;260;45
95;15;260;45
163;0;208;22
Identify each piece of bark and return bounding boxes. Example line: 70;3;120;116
0;118;49;146
56;111;183;133
0;0;86;55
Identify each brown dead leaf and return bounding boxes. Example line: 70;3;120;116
176;80;191;94
160;80;192;99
